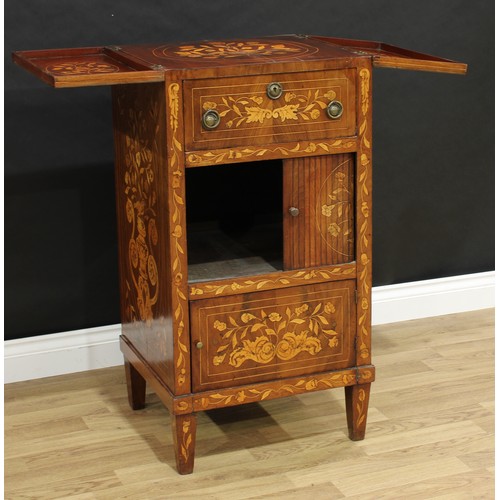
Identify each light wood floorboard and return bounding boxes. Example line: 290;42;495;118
5;309;494;499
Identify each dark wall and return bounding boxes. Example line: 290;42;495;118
5;1;494;339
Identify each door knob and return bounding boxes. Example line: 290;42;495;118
288;207;300;217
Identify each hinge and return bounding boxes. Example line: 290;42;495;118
354;289;358;304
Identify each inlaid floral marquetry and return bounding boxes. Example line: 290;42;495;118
357;67;372;363
168;82;189;391
203;89;338;128
283;153;355;269
191;282;356;391
317;156;354;258
47;61;120;75
185;139;357;167
153;40;316;61
116;93;160;324
184;69;356;150
189;264;356;299
179;418;193;463
192;369;362;411
212;301;340;368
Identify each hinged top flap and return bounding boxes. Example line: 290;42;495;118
12;46;165;88
311;36;467;74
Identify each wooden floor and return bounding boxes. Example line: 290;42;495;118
5;309;494;499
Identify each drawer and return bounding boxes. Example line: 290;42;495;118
183;69;356;151
190;281;356;391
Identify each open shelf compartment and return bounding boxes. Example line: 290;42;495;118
186;160;284;284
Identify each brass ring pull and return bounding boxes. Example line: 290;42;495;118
202;109;221;130
267;82;283;100
326;100;344;120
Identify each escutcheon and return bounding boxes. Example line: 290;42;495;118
266;82;283;99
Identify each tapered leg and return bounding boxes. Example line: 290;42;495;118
345;382;371;441
124;360;146;410
171;413;197;475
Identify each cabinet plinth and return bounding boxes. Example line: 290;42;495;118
13;34;466;475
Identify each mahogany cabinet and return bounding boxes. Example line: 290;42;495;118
14;35;466;474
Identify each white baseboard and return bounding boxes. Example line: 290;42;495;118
371;271;495;325
5;271;494;383
4;324;124;384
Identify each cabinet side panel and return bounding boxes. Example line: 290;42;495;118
113;83;175;390
283;154;354;269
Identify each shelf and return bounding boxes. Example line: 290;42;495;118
185;159;283;284
187;221;282;283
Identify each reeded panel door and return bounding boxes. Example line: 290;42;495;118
283;154;355;269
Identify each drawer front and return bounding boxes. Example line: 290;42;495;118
184;69;356;151
190;281;356;392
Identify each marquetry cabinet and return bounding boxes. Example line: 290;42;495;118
14;35;466;474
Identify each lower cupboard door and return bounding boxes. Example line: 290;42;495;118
190;281;356;392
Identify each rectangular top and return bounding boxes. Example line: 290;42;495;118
116;35;352;69
13;34;466;88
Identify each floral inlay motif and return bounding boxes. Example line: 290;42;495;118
211;301;340;368
186;139;356;166
169;41;307;59
356;388;368;428
318;160;354;256
357;67;372;361
120;98;159;324
203;89;337;128
168;83;189;388
174;400;191;413
179;418;193;464
47;61;120;75
190;266;355;298
196;371;358;410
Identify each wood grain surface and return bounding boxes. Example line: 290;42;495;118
183;69;356;151
112;82;177;392
5;309;493;499
283;153;355;269
13;35;466;89
12;47;164;88
10;32;471;478
190;281;356;391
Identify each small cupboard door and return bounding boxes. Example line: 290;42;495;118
190;281;356;392
283;153;355;269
